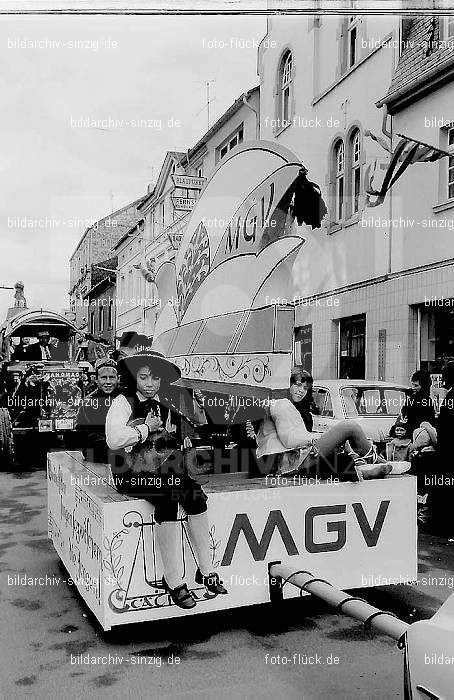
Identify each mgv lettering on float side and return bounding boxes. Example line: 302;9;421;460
220;501;390;566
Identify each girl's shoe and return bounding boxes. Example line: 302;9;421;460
360;462;393;479
162;577;196;609
347;443;394;478
195;569;228;595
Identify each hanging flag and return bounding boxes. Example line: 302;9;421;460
364;129;392;154
365;135;451;207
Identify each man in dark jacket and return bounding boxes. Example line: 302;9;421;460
401;370;436;433
26;331;57;360
422;362;454;535
76;357;119;462
436;362;454;462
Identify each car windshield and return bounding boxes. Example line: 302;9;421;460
341;386;407;417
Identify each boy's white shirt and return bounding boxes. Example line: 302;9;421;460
106;394;148;451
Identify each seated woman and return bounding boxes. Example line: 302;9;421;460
288;366;319;431
253;396;408;481
105;350;227;609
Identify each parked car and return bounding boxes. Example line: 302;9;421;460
310;379;409;449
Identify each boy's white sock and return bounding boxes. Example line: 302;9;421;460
155;521;183;589
186;512;212;576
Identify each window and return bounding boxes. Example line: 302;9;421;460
330;130;362;226
128;269;133;299
448;127;454;200
98;305;104;333
108;299;113;328
312;388;334;417
294;325;312;374
197;166;203;178
335;140;345;222
216;124;244;163
348;16;359;68
90;311;95;335
446;15;454;39
341;387;407;418
351;130;361;214
419;302;454;375
281;50;293;124
160;201;165;229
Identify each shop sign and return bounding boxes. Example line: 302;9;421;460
172;197;195;211
172;174;206;189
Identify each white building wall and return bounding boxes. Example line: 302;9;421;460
390;82;454;272
258;15;454;384
259;15;400;301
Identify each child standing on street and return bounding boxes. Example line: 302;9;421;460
387;421;413;462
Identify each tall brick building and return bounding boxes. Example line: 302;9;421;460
69;197;145;335
83;256;117;359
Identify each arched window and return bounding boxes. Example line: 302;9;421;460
335;140;345;222
280;51;293;124
351;130;361;214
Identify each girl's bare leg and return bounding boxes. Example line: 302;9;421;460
315;420;371;459
314;420;392;479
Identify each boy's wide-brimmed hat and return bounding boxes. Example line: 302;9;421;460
117;331;152;350
118;351;181;384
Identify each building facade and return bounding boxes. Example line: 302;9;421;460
83;256;117;354
69;198;144;336
114;152;186;337
259;14;454;385
377;14;454;381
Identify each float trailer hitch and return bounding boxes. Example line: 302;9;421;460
268;561;454;698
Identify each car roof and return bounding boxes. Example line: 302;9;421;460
312;379;409;389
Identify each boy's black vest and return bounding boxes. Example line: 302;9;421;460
108;393;187;481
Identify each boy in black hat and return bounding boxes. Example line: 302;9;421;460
111;332;152;361
105;350;227;609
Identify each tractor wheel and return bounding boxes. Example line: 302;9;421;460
0;408;15;469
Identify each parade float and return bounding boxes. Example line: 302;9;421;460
47;140;452;697
0;307;87;468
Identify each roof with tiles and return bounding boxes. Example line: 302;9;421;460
379;16;454;112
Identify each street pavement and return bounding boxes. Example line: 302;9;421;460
1;463;454;700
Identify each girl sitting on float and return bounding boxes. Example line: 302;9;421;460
247;367;409;481
105;350;227;609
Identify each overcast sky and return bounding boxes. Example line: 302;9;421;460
0;13;266;320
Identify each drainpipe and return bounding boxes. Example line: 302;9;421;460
242;93;260;139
